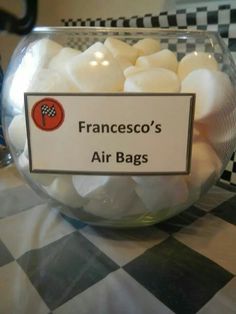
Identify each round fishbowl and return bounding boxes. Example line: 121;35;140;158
2;27;236;227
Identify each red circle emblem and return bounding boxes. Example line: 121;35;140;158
31;98;64;131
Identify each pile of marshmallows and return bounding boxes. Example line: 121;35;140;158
7;37;235;220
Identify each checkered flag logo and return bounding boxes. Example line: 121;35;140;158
41;104;57;127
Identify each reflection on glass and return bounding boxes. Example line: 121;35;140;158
9;51;39;111
101;60;109;66
89;60;98;66
94;51;104;59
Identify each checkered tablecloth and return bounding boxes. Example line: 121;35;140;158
0;164;236;314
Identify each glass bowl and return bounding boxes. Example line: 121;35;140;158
2;27;236;227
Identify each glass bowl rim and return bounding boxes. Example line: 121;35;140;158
33;26;219;37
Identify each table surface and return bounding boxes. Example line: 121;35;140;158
0;165;236;314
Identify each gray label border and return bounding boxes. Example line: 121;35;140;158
24;92;195;176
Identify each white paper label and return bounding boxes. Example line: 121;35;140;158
25;93;195;175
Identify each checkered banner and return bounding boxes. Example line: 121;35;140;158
62;3;236;190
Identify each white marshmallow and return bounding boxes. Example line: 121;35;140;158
123;195;149;218
33;173;57;187
115;56;133;71
6;39;71;110
28;38;63;68
66;42;125;92
47;175;85;208
104;37;139;64
124;68;180;92
186;141;222;190
48;47;81;73
181;69;234;121
136;49;178;73
28;69;79;93
132;176;162;186
178;51;218;80
5;73;31;114
134;176;189;212
133;38;161;56
18;153;57;186
197;106;236;160
72;175;109;197
193;127;200;141
82;176;137;219
191;122;210;145
5;40;69;112
8;115;26;151
124;66;147;78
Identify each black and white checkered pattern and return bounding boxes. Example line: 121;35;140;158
0;165;236;313
61;3;236;189
61;3;236;58
218;153;236;190
41;104;56;118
